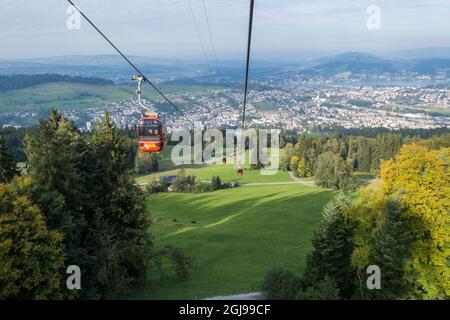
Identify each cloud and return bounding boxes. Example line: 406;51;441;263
0;0;449;59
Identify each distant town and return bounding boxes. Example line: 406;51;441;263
55;84;449;133
1;52;449;132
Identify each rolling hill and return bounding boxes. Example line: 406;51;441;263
0;74;113;92
131;143;378;299
0;81;135;114
303;52;450;76
0;75;224;117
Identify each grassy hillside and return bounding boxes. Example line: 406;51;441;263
0;82;224;115
136;147;291;185
131;184;334;299
136;164;292;185
0;82;135;114
131;147;370;299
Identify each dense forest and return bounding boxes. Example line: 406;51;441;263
2;125;449;173
0;74;113;92
0;111;151;299
282;130;450;189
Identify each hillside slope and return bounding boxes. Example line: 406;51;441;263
132;184;334;299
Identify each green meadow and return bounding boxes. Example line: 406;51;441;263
0;82;225;114
136;147;291;185
132;184;334;299
131;145;342;299
0;82;134;113
136;163;293;185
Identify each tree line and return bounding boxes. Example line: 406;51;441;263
282;131;450;190
4;126;449;180
146;169;235;194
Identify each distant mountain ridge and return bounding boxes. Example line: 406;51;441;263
1;50;449;82
389;47;450;59
13;55;197;66
0;55;216;83
302;52;450;76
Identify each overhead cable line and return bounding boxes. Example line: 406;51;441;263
201;0;220;73
241;0;255;130
187;0;212;73
66;0;184;116
235;0;255;175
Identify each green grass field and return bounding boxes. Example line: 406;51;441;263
131;184;334;299
131;147;372;299
136;147;291;185
136;164;292;185
0;82;135;113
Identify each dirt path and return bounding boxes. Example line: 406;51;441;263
237;172;317;187
287;171;317;187
242;181;301;186
204;292;265;300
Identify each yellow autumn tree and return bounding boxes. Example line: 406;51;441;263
297;157;312;178
380;144;450;299
290;156;300;171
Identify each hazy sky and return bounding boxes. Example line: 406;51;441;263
1;0;449;60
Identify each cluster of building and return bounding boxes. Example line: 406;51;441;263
58;84;449;132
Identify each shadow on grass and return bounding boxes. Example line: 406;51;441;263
132;187;336;299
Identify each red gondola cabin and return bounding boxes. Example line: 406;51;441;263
137;114;167;153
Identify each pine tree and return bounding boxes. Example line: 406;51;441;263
83;113;151;297
301;192;355;299
372;133;402;173
297;276;340;300
356;138;372;172
369;200;413;299
281;142;294;170
23;110;91;289
0;136;19;183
